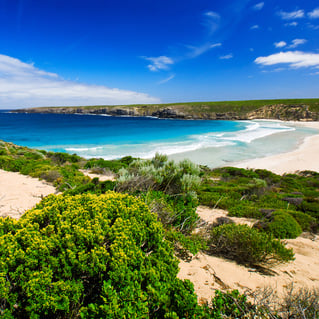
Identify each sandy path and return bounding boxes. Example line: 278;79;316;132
79;169;116;181
178;206;319;302
0;169;57;219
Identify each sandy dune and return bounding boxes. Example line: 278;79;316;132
178;206;319;302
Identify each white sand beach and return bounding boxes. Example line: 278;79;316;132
234;121;319;174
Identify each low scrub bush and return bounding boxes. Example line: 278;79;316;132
117;154;201;197
201;290;269;318
64;180;115;195
0;193;201;318
207;224;294;266
258;211;302;239
228;202;262;218
142;191;199;234
288;211;318;233
84;156;133;173
300;199;319;219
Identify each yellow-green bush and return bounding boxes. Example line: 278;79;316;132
0;193;199;318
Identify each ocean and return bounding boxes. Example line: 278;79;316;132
0;110;318;167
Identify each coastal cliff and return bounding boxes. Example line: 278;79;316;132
13;99;319;121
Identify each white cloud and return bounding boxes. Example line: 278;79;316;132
288;38;307;48
255;51;319;68
274;41;287;48
158;74;175;84
143;56;174;72
253;2;264;10
203;11;221;34
250;24;259;29
308;8;319;18
278;10;305;20
0;54;160;108
219;54;233;59
204;11;220;19
284;21;298;27
187;42;222;58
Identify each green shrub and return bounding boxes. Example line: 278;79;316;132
65;180;115;195
216;167;259;179
300;200;319;219
84;157;131;173
228;202;262;218
207;224;294;266
263;211;302;239
201;290;269;318
0;193;200;318
288;211;318;232
141;191;199;234
117;154;201;197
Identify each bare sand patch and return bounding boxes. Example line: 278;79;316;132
178;205;319;302
0;169;56;219
80;169;116;182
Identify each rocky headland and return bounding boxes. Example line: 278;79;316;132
13;99;319;121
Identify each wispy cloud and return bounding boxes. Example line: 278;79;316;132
219;54;233;60
274;41;287;48
278;10;305;20
288;39;307;48
158;74;175;84
143;56;174;72
250;24;259;30
284;21;298;27
261;67;286;73
308;8;319;19
186;42;222;58
253;2;264;10
203;11;221;34
274;39;307;49
0;54;160;108
255;51;319;68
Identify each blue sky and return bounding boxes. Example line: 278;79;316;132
0;0;319;108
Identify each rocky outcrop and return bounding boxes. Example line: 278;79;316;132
13;103;319;121
247;104;319;121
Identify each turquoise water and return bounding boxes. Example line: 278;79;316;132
0;111;317;167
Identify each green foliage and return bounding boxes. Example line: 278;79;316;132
299;199;319;219
117;154;201;197
260;211;303;239
0;193;201;318
288;211;318;232
198;167;319;232
200;290;269;318
47;151;81;164
142;191;199;234
65;180;115;195
84;156;133;173
0;142;90;192
208;224;294;266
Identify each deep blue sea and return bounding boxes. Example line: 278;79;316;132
0;110;317;167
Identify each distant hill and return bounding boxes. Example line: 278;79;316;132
14;98;319;121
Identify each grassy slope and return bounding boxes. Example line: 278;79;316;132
26;98;319;113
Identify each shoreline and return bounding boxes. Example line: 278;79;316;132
233;121;319;174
